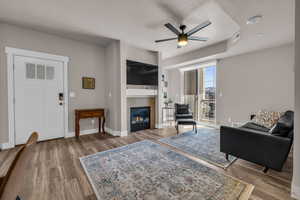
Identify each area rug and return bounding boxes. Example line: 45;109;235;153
159;128;237;169
80;140;253;200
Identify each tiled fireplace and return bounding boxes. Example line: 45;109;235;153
130;107;150;132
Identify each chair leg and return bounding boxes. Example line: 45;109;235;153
225;154;229;161
176;124;179;135
263;166;269;173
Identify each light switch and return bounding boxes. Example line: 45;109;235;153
70;91;76;98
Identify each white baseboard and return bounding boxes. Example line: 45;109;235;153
105;127;128;137
66;128;99;138
292;184;300;199
0;142;14;150
155;123;163;129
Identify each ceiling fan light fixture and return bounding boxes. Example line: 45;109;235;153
178;34;188;47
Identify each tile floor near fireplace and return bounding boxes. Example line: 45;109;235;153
130;107;150;132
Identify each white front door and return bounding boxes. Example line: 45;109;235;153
14;55;65;144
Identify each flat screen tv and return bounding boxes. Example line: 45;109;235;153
127;60;158;86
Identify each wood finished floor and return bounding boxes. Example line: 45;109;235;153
0;127;294;200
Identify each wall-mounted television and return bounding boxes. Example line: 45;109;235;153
127;60;158;86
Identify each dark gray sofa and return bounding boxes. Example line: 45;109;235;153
220;111;294;172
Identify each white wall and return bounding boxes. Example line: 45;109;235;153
0;23;107;143
217;43;294;125
292;1;300;199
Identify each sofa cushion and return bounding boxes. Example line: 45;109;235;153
251;110;283;129
241;122;270;132
270;111;294;137
176;104;189;114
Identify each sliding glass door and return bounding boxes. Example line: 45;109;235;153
183;65;216;124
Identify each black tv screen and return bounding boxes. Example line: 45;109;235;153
127;60;158;86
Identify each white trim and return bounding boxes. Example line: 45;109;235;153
120;130;128;137
5;47;69;63
105;127;128;137
66;129;99;138
155;123;163;129
5;47;69;148
0;142;13;150
179;61;217;72
292;184;300;199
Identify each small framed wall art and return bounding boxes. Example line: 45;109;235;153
82;77;95;89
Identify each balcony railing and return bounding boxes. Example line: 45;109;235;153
184;95;216;123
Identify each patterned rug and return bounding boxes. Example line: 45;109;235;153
80;140;253;200
159;128;237;169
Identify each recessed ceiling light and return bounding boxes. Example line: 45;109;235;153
247;15;263;25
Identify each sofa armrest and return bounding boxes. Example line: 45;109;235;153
220;126;292;170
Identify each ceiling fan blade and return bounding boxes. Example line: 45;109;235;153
155;38;177;43
188;36;208;41
165;23;180;35
187;20;212;36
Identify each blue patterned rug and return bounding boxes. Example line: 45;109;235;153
159;128;237;169
80;140;252;200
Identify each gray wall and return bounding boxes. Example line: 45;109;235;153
104;40;122;132
292;1;300;198
166;69;183;103
123;43;160;131
217;43;294;125
167;43;294;126
125;44;158;65
0;23;107;143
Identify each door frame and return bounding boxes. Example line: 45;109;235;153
5;47;69;149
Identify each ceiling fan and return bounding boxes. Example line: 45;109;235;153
155;20;211;47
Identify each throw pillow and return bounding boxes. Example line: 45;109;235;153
270;111;294;137
251;110;283;129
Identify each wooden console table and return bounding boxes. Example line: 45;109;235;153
75;108;105;138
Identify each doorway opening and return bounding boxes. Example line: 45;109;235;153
183;64;216;125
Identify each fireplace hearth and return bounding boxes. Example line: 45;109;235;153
130;107;150;132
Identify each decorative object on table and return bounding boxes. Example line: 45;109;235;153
220;110;294;173
164;81;168;87
75;108;105;138
164;98;173;107
159;128;237;168
82;77;95;89
80;140;253;200
163;92;167;99
161;74;165;81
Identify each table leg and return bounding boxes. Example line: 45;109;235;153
75;116;80;138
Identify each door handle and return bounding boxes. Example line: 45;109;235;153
59;93;64;105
